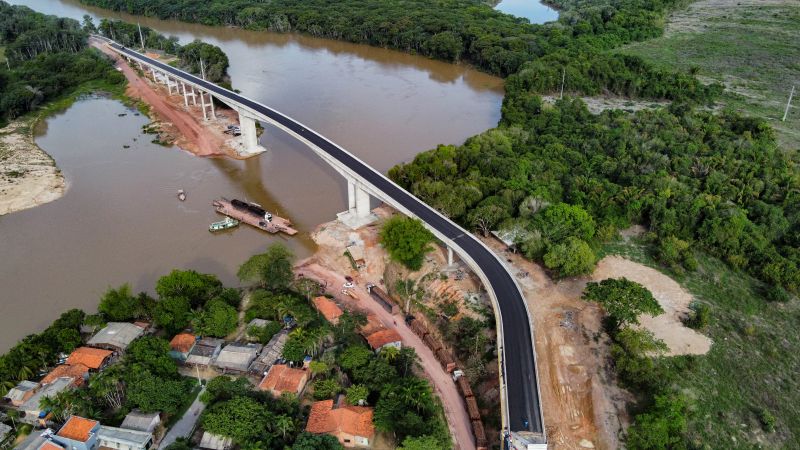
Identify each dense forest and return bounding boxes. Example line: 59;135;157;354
0;2;124;124
78;0;716;102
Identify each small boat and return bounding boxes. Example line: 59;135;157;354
177;189;186;201
209;216;239;232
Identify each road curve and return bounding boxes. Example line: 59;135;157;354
105;39;544;437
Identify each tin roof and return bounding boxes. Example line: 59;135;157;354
87;323;145;350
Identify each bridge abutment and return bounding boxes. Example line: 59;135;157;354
230;108;266;157
337;178;378;228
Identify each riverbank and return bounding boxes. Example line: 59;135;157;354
0;115;65;215
91;39;246;160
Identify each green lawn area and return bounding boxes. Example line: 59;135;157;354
601;238;800;448
618;1;800;148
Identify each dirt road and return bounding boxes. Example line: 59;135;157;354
295;262;477;450
91;39;233;158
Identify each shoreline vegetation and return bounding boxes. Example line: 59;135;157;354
0;4;235;215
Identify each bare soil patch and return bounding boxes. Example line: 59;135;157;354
0;117;65;215
593;256;712;356
542;95;670;114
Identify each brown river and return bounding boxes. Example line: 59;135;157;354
0;0;504;351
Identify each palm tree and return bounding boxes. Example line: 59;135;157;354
274;415;294;439
400;378;432;413
380;346;399;362
17;365;33;381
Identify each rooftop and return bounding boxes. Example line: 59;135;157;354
20;377;73;411
41;364;89;387
169;333;196;354
0;423;12;439
4;380;39;402
38;441;64;450
365;329;402;350
305;399;375;438
199;432;232;450
67;347;113;370
119;410;161;433
312;296;344;324
258;364;307;395
57;416;99;442
87;322;145;350
98;426;153;446
214;343;261;372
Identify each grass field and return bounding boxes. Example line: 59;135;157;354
601;238;800;448
619;0;800;148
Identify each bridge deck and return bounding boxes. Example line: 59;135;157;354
104;38;545;439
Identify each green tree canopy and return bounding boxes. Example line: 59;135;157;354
202;396;271;443
98;283;139;321
291;432;343;450
583;278;664;328
125;367;190;415
155;269;223;308
237;244;294;291
625;394;688;449
543;236;596;278
125;336;178;379
194;299;238;338
533;203;596;243
399;435;448;450
152;296;191;335
380;216;435;271
345;384;369;405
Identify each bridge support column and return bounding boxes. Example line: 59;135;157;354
447;247;454;266
166;76;177;95
230;108;266;157
337;178;377;229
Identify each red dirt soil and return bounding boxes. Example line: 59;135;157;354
91;39;241;159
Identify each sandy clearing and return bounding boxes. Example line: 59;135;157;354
0;117;65;216
592;256;712;356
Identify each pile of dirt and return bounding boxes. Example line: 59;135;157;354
0;117;65;215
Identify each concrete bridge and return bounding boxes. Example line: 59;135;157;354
98;36;546;449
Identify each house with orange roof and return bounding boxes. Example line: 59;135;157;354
169;333;196;361
41;364;90;387
305;398;375;448
55;416;100;450
257;364;308;397
66;347;113;371
364;329;402;353
312;296;344;325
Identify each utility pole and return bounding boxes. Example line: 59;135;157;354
559;67;566;100
137;22;145;50
200;58;206;81
782;85;795;122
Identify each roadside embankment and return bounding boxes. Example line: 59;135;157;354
0;116;65;216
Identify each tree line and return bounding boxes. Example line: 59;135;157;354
77;0;716;102
95;19;230;83
0;2;125;125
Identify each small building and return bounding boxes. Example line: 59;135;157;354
87;322;145;352
185;338;224;367
0;423;12;442
19;378;73;424
4;380;39;407
120;410;161;434
312;296;344;325
249;330;288;375
199;432;232;450
97;425;153;450
54;416;101;450
169;333;196;361
245;319;271;341
305;398;375;448
257;364;308;397
40;364;90;387
364;329;402;353
66;347;113;371
365;285;400;315
214;343;261;373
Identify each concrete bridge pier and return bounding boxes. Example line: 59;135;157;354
230;108;266;156
337;177;377;228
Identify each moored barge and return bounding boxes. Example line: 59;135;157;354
213;197;297;236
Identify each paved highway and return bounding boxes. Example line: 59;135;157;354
107;41;544;436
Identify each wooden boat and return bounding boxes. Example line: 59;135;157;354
177;189;186;201
209;216;239;232
212;197;298;236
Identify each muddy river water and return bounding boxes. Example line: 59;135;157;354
0;0;507;351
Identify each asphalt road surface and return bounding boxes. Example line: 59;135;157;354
109;41;543;435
